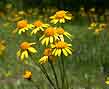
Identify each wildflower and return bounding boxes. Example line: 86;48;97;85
39;27;57;46
56;27;73;41
99;23;107;29
51;41;73;56
50;10;72;24
39;48;55;64
0;40;6;55
17;20;34;34
90;8;95;12
31;20;49;35
105;77;109;85
88;22;97;29
23;70;32;80
17;42;37;60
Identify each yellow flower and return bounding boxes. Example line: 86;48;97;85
17;42;37;60
51;41;73;56
39;48;55;64
99;23;107;29
23;70;32;80
17;20;34;34
105;80;109;84
90;8;95;12
56;27;73;41
88;22;97;30
0;40;6;55
50;10;72;24
39;27;57;46
31;20;49;35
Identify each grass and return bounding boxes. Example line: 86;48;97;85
0;15;109;89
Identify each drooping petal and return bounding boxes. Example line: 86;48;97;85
28;47;37;53
65;48;72;55
62;49;68;56
50;36;53;43
16;49;21;57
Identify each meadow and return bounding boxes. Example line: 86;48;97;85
0;5;109;89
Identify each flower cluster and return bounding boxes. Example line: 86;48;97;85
16;10;73;64
88;22;107;34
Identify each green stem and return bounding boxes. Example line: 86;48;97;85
29;55;56;89
40;64;57;89
48;60;60;89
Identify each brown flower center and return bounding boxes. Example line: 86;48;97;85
17;20;28;28
20;42;30;50
44;27;55;36
55;41;67;49
43;48;52;56
56;28;65;35
56;10;66;19
34;20;43;27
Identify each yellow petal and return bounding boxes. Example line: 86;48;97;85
52;49;56;55
64;15;72;20
21;51;25;60
45;37;49;46
57;49;61;56
28;47;37;53
39;35;45;41
54;49;59;56
24;50;29;58
39;56;48;64
41;38;46;45
65;48;72;55
16;50;21;57
62;49;68;56
50;36;53;43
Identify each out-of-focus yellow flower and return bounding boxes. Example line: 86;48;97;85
23;70;32;80
39;27;57;46
56;27;73;41
88;22;97;30
51;41;73;56
94;29;102;34
17;42;37;60
16;20;34;34
90;8;95;12
50;10;72;24
5;3;12;9
39;48;55;64
105;80;109;84
18;11;26;16
31;20;49;35
99;23;107;29
0;40;6;55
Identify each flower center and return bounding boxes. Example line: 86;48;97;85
44;27;55;36
20;42;30;50
17;20;28;28
34;20;43;27
43;48;52;56
56;10;65;18
55;41;67;49
56;28;65;35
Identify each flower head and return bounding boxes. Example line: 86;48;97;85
50;10;72;24
51;41;73;56
39;48;55;64
31;20;49;35
23;70;32;80
56;27;73;41
17;20;34;34
17;42;37;60
39;27;57;46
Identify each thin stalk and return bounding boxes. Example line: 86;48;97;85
40;64;57;89
61;54;69;89
48;60;60;89
30;55;56;89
